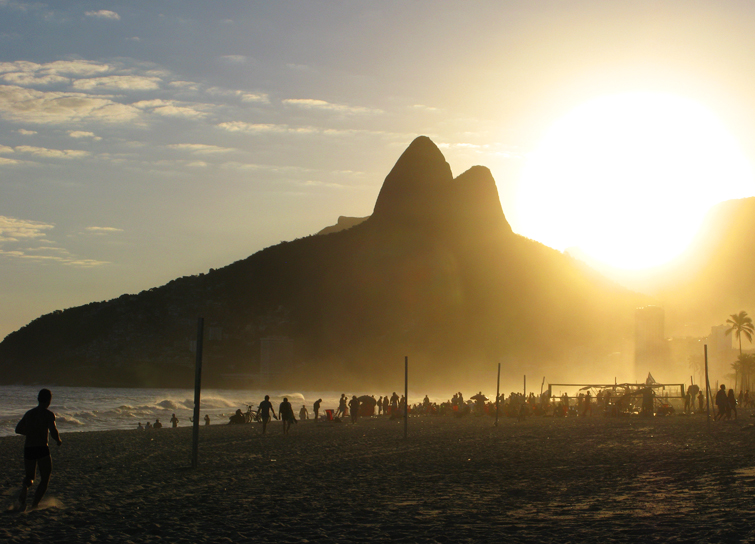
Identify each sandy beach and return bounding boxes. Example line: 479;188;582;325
2;414;755;543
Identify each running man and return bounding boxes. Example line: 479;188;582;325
256;395;277;434
15;388;62;511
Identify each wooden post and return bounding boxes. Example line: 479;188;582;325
524;375;526;397
191;317;204;469
494;362;501;427
704;344;710;429
404;356;408;439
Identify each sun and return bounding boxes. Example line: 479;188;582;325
514;92;754;270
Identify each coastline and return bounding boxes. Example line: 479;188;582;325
2;414;755;543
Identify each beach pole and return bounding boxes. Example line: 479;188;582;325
524;375;526;397
704;344;710;429
192;317;204;470
404;356;408;439
495;362;501;427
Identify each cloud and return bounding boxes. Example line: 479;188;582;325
0;144;13;153
72;75;161;91
0;85;141;124
15;145;89;159
1;72;69;86
68;130;101;140
85;226;123;234
85;10;120;20
0;215;54;242
219;55;247;64
206;87;270;103
168;143;235;154
286;63;315;73
0;60;111;77
282;98;382;115
133;99;207;118
216;122;286;134
187;161;207;168
0;157;20;166
17;129;36;135
169;80;199;90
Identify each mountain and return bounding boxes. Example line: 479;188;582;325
0;137;647;390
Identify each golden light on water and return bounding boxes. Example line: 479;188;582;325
516;92;754;270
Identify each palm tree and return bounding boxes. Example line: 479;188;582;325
726;311;754;356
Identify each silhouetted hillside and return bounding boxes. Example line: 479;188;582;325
0;137;647;389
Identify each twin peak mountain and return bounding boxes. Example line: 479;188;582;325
0;137;641;389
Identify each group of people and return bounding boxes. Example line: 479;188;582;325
137;413;211;430
714;385;740;421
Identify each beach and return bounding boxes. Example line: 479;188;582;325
2;414;755;543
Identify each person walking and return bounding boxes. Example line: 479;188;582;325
256;395;277;434
15;388;62;511
279;397;296;434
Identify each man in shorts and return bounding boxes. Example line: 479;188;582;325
15;388;62;511
256;395;277;434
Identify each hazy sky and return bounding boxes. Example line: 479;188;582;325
3;1;755;341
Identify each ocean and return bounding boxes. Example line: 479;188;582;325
0;386;375;437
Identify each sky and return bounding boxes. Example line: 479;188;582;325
2;1;755;341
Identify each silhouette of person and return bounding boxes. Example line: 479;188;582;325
154;419;163;429
145;421;152;430
279;397;296;434
336;394;347;418
390;392;399;414
728;389;737;420
715;385;728;421
137;422;144;430
313;399;322;422
170;413;179;428
349;395;360;424
256;395;277;434
299;405;308;420
204;414;211;426
697;391;704;412
14;388;62;511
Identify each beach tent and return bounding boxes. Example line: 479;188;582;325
358;395;377;416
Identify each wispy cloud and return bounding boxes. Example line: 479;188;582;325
219;55;247;64
0;156;21;166
85;226;123;234
216;121;286;134
168;143;235;154
0;60;112;77
85;10;120;20
15;145;89;159
1;72;69;86
68;130;101;140
0;144;13;153
282;98;382;115
17;129;36;135
0;215;54;242
72;75;161;91
206;87;269;103
0;85;141;124
133;99;207;118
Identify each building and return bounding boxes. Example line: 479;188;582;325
635;306;668;380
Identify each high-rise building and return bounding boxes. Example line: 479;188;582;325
635;306;667;379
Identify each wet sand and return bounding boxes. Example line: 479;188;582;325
2;413;755;543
